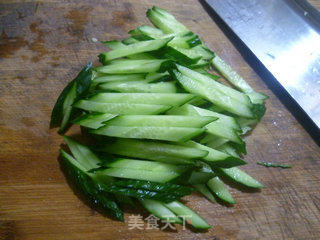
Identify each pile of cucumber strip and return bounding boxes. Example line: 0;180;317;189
50;6;268;230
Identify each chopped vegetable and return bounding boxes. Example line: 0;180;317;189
50;6;269;230
257;161;292;168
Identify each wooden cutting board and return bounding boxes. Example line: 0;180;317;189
0;1;319;239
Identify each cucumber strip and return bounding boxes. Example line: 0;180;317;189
60;149;124;221
177;65;252;106
98;139;206;164
162;46;202;65
194;68;220;80
72;113;117;129
95;59;170;74
147;8;189;34
127;52;156;60
103;115;216;128
219;167;264;188
98;80;177;93
99;38;172;62
90;126;205;142
207;176;235;204
100;167;183;183
178;141;246;168
135;25;165;38
88;92;194;106
173;70;255;118
212;55;268;104
139;199;182;224
187;45;215;60
73;100;171;115
101;40;124;49
201;135;229;149
103;158;186;172
168;104;241;131
122;37;140;45
216;143;240;157
92;73;146;84
145;72;171;82
99;138;208;159
193;184;217;203
63;136;101;170
188;58;210;69
50;62;92;133
188;167;216;184
164;201;211;229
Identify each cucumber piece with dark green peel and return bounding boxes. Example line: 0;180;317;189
122;37;140;45
73;100;171;115
177;141;246;168
145;72;171;82
60;149;124;221
98;80;177;93
72;113;117;129
103;115;216;128
97;139;207;165
207;176;235;204
90;125;205;142
201;135;229;149
88;92;195;106
161;46;202;65
164;201;211;229
218;167;264;188
92;73;146;84
139;199;183;224
173;70;255;118
193;184;217;203
50;62;92;133
99;37;173;62
95;59;173;74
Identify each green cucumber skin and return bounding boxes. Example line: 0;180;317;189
50;62;92;133
207;176;235;204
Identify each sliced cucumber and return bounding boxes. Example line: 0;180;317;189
188;164;216;184
92;73;146;84
95;59;170;74
99;159;187;183
139;199;182;224
50;62;92;133
90;126;204;142
73;100;171;115
63;136;101;170
219;167;264;188
99;38;172;62
88;92;194;106
173;70;254;118
201;135;229;149
72;113;117;129
103;115;216;128
98;80;177;93
212;55;268;104
177;65;252;106
164;201;211;229
98;139;207;165
178;141;246;168
101;40;124;49
145;72;171;82
193;184;217;203
207;176;235;204
147;7;189;34
122;37;140;45
168;104;241;131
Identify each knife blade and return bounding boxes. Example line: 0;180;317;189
204;0;320;132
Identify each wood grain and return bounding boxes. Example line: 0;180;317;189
0;0;319;239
